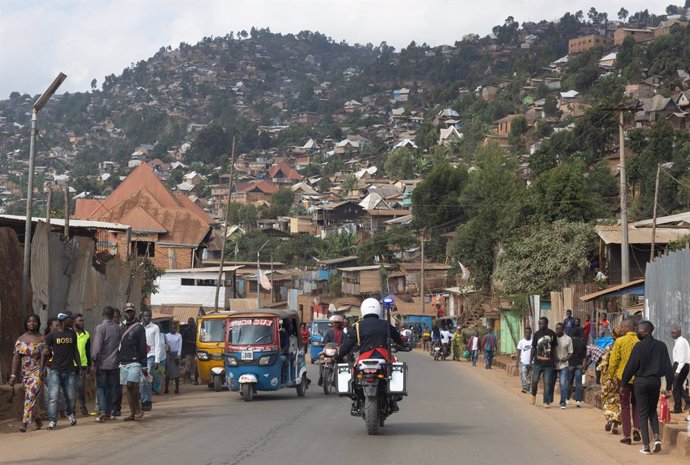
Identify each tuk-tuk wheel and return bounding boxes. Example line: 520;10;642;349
241;383;254;401
296;374;307;397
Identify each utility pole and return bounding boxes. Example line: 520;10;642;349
214;137;236;311
270;252;274;304
420;230;426;314
649;163;661;262
618;109;630;284
45;187;52;226
63;185;70;238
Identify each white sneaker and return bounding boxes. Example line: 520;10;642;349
67;414;77;426
47;420;56;430
576;401;581;407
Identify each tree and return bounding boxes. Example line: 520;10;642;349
91;78;97;90
187;123;231;164
493;222;596;294
411;162;468;232
618;7;629;21
318;232;357;259
340;173;358;197
450;144;526;288
384;148;417;179
266;188;294;218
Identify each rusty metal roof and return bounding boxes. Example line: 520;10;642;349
595;225;690;245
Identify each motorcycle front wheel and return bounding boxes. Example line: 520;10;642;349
323;367;332;395
364;396;379;435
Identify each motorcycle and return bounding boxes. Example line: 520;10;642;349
432;341;449;361
319;342;338;395
337;349;409;435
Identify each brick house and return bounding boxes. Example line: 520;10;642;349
568;34;609;54
74;163;214;270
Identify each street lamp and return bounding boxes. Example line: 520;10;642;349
21;72;67;312
256;240;270;308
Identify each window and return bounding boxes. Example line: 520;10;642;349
227;319;275;345
199;319;225;342
132;241;155;257
181;278;194;286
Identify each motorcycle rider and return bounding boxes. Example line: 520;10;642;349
336;298;404;413
319;314;345;386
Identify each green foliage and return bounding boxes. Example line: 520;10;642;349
227;203;257;229
187;123;232;164
494;221;596;295
266;188;294;218
327;274;343;297
411;162;468;232
317;232;357;259
384;148;417;179
357;227;417;264
667;234;690;252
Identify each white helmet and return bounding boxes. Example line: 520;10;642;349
360;298;382;318
329;314;344;324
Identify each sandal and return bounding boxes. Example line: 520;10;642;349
18;422;27;433
121;415;136;422
605;421;612;432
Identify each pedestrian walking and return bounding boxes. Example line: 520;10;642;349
165;321;183;395
481;328;497;369
531;317;558;408
153;322;166;396
671;326;690;413
516;327;533;393
563;310;576;336
111;308;123;417
583;314;592;344
567;327;586;407
299;323;310;355
621;320;674;455
73;313;91;416
91;306;122;422
451;327;464;361
607;318;641;446
598;329;621;435
9;314;44;432
140;309;163;411
118;303;147;421
551;323;573;409
40;312;82;430
468;331;480;367
181;317;198;385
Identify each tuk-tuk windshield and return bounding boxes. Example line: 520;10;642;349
199;319;225;342
228;318;275;345
311;321;330;337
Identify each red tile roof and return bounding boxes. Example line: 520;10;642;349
267;162;300;180
74;164;212;246
236;180;279;194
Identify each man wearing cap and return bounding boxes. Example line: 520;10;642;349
140;309;163;411
41;312;82;430
118;303;148;421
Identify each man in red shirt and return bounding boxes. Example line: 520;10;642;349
583;314;592;343
298;323;310;354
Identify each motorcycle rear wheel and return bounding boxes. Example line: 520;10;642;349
364;396;379;435
323;368;332;395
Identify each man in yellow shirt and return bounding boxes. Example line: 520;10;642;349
607;318;641;445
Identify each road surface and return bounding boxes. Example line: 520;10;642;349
0;350;675;464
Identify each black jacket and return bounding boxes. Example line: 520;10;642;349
337;314;403;361
118;321;147;366
621;335;674;387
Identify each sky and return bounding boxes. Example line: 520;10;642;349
0;0;669;98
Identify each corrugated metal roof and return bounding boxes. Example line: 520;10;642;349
164;266;244;273
338;265;394;272
579;279;645;302
595;225;690;245
317;255;359;265
632;210;690;227
0;214;130;231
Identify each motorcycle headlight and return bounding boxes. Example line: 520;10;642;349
258;356;273;366
197;351;209;361
324;348;337;356
226;356;238;366
312;341;320;346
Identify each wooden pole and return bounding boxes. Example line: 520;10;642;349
420;230;425;314
214;137;236;311
649;163;661;262
619;110;629;284
63;185;70;238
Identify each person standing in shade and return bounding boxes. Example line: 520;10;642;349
140;309;162;411
9;314;44;432
298;323;310;355
91;306;122;422
563;310;576;337
468;331;480;367
41;312;82;430
567;327;587;407
516;327;533;393
531;317;557;408
481;328;498;369
181;318;198;385
153;322;167;395
118;303;148;421
551;323;573;409
72;313;91;416
608;318;641;446
621;321;674;455
583;314;592;344
165;321;183;395
671;326;690;413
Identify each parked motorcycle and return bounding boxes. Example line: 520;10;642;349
319;342;338;395
432;342;449;361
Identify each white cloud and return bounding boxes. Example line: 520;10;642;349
0;0;667;98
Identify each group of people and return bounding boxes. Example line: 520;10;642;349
515;312;687;456
8;304;198;432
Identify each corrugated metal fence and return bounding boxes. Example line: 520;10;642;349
645;249;690;354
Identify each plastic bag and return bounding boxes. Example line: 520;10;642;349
659;395;671;424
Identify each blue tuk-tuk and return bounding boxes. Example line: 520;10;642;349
308;319;331;363
224;309;308;401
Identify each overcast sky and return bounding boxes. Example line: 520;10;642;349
0;0;668;98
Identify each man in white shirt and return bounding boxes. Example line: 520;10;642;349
468;332;480;366
140;310;162;411
440;327;453;358
671;326;690;413
551;323;573;409
516;327;533;393
165;321;183;395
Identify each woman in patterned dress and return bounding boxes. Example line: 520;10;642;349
597;326;622;435
9;314;44;432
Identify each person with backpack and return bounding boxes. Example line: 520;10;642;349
481;328;498;369
118;303;148;421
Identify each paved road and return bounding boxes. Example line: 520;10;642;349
0;350;674;464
